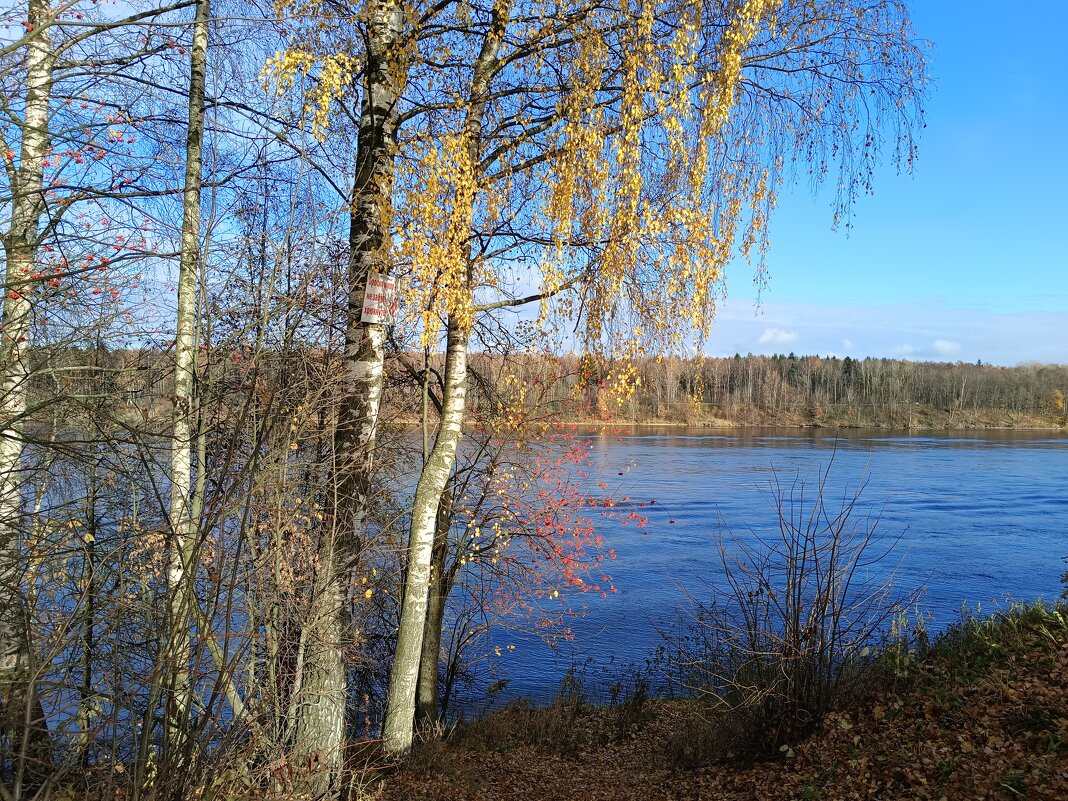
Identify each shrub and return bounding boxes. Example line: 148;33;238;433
452;667;590;754
663;464;917;761
662;705;734;768
450;664;656;754
609;671;653;737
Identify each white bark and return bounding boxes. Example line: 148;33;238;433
0;0;54;785
163;0;210;759
383;323;468;754
381;0;510;754
291;0;405;789
415;486;452;725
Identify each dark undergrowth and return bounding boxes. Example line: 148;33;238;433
389;601;1068;800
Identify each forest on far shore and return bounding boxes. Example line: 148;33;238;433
41;347;1066;432
544;353;1068;428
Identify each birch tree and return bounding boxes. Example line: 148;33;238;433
0;0;203;787
377;0;927;753
265;1;410;782
0;0;56;782
271;0;927;762
382;0;512;751
161;0;211;763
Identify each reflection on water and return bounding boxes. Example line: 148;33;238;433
488;427;1068;705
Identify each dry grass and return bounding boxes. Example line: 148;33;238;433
383;602;1068;801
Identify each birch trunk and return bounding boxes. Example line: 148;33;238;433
383;321;468;754
0;0;54;786
415;485;453;726
291;0;406;788
380;0;510;754
163;0;209;761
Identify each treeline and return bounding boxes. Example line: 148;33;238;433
464;354;1068;428
27;348;1068;431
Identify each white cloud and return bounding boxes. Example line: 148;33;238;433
709;300;1067;365
842;339;854;350
933;339;961;357
757;327;798;346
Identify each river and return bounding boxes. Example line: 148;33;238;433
477;427;1068;708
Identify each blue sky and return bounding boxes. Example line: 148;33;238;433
710;0;1068;365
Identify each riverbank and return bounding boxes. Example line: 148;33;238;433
562;404;1065;431
380;604;1068;800
398;413;1067;433
393;401;1066;432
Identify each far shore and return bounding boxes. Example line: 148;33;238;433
389;413;1067;433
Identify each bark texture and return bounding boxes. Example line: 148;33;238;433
381;0;510;754
291;0;406;790
0;0;54;788
415;485;453;725
163;0;210;761
383;322;469;753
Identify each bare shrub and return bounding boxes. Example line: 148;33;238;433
452;667;591;754
609;671;653;737
664;464;917;761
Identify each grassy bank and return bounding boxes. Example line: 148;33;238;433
380;604;1068;800
561;403;1066;431
399;407;1067;432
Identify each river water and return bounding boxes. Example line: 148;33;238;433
480;428;1068;707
